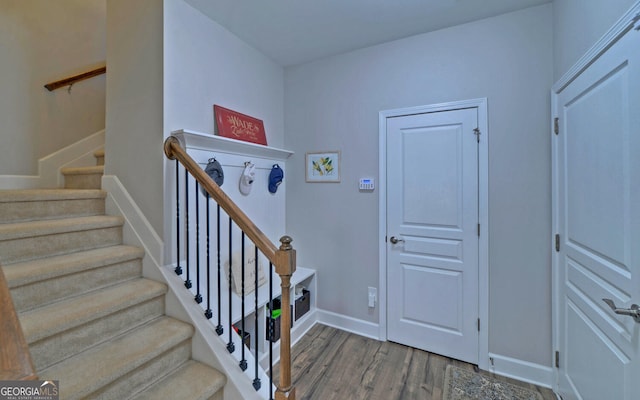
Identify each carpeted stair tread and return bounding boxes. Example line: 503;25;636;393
39;317;194;400
4;245;143;289
60;165;105;175
3;184;228;398
0;189;106;203
0;189;106;223
62;166;104;189
4;245;144;312
0;215;124;265
0;215;123;241
20;278;167;344
129;360;226;400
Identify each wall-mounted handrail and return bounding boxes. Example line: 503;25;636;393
0;265;37;381
164;135;297;400
44;66;106;92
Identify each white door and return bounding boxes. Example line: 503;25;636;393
386;107;479;364
553;16;640;400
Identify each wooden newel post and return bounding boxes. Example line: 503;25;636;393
275;235;296;400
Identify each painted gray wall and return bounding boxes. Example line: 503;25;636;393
553;0;637;80
163;0;284;146
105;0;164;233
0;0;105;176
106;0;285;244
162;0;285;261
284;4;554;366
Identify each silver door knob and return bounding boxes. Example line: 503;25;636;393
602;298;640;323
389;236;404;244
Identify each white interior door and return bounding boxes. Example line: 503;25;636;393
553;17;640;400
386;107;479;364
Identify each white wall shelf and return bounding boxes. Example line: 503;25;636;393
171;129;294;160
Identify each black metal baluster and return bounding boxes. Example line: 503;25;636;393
194;182;202;303
216;205;223;335
239;233;247;371
175;160;183;276
227;217;235;354
253;245;261;390
269;261;273;399
205;193;212;319
184;170;192;289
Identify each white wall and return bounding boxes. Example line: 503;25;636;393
0;0;105;176
553;0;637;80
284;4;554;368
106;0;284;246
105;0;164;233
163;1;284;147
163;0;285;262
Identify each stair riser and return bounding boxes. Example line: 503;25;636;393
96;155;104;166
0;198;105;224
31;297;165;371
0;227;122;265
64;174;102;190
79;340;192;400
12;258;142;312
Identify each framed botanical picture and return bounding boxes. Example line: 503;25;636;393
306;151;341;183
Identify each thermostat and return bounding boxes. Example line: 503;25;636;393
359;178;375;190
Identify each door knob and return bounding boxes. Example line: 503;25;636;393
602;298;640;323
389;236;404;244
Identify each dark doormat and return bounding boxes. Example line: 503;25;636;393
443;365;543;400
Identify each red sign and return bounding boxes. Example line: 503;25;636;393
214;105;267;145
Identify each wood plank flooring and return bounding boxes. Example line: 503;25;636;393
275;324;557;400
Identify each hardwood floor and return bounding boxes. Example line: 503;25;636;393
275;324;557;400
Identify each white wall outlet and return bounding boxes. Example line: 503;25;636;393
368;287;377;308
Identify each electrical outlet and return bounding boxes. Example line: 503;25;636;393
368;287;377;308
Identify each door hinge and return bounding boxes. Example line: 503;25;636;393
477;223;480;237
555;234;560;252
554;118;559;135
555;351;560;368
477;318;481;332
473;128;481;143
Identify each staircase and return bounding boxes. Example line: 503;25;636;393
0;151;226;399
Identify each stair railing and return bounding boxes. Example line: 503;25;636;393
44;65;106;92
164;136;296;400
0;265;38;381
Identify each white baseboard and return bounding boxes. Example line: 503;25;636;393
0;130;105;189
315;309;380;340
487;352;554;389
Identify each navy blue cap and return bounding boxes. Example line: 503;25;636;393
268;164;283;193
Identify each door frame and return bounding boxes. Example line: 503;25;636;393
378;98;489;370
551;2;640;393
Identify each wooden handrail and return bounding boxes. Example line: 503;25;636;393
0;266;38;381
165;136;280;260
44;66;106;91
164;135;297;399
